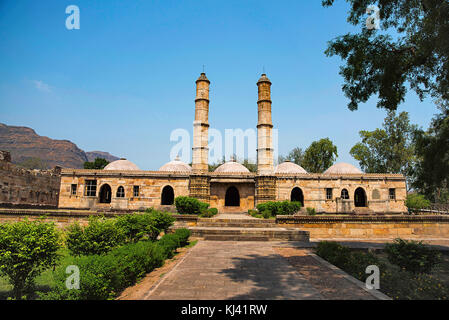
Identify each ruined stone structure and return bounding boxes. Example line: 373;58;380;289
0;151;61;208
58;73;408;214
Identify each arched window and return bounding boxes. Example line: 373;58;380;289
225;186;240;207
99;184;112;203
116;186;125;198
290;187;304;207
341;189;349;200
161;186;175;205
354;187;367;207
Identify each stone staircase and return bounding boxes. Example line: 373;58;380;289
174;213;310;242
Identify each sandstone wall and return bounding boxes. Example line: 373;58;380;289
0;152;61;208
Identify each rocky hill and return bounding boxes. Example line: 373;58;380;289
0;123;119;169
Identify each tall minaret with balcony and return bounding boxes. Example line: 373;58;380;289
256;74;274;175
192;73;210;173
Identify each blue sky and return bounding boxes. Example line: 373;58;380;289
0;0;439;170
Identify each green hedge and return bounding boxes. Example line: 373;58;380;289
41;228;191;300
256;201;301;217
199;208;219;218
175;196;209;215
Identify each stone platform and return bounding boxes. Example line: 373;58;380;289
174;213;310;242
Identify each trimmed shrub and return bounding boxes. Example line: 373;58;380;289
175;196;210;215
405;193;431;212
256;201;301;217
146;209;176;233
385;238;441;274
115;213;159;243
199;208;218;218
41;230;191;300
66;217;126;256
306;207;316;216
0;219;61;299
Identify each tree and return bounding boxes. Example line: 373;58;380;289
412;101;449;203
350;111;417;176
322;0;449;111
302;138;338;173
278;147;305;166
84;157;110;169
0;219;61;299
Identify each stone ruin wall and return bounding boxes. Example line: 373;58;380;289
0;151;61;208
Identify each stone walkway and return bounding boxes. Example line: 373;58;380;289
143;241;383;300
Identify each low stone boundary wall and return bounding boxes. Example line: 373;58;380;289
276;215;449;239
0;209;198;229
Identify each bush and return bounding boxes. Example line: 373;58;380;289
306;207;316;216
256;201;301;217
175;196;210;215
199;208;218;218
405;193;431;212
146;209;176;233
315;241;381;282
66;217;125;256
0;219;61;299
385;238;441;274
41;230;191;300
115;213;159;243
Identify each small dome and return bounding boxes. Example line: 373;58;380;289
275;161;308;174
324;162;363;174
104;158;140;171
158;156;192;172
214;159;250;173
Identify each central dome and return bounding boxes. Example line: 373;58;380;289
323;162;363;174
214;159;250;173
275;161;308;174
104;158;140;171
158;156;192;172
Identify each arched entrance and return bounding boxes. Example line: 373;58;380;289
225;186;240;207
99;184;112;204
161;185;174;205
354;187;367;207
290;187;304;207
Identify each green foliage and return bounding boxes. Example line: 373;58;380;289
405;193;431;212
145;209;176;233
83;158;110;169
306;207;316;216
302;138;338;173
0;219;61;299
322;0;449;111
350;111;417;176
66;218;125;256
385;239;441;274
278;147;304;166
41;229;191;300
256;201;301;217
315;241;381;282
199;208;219;218
174;196;209;215
412;103;449;203
115;213;159;243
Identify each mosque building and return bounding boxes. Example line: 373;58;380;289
58;73;407;214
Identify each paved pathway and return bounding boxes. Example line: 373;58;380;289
143;241;381;300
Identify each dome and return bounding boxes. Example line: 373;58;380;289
275;161;308;174
214;159;250;173
158;156;192;172
104;158;140;171
323;162;363;175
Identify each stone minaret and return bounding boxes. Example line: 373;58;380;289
192;73;210;172
256;74;274;175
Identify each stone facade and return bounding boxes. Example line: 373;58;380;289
57;73;408;214
0;151;61;208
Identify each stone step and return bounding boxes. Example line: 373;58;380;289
185;226;310;242
204;235;270;241
197;222;277;228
